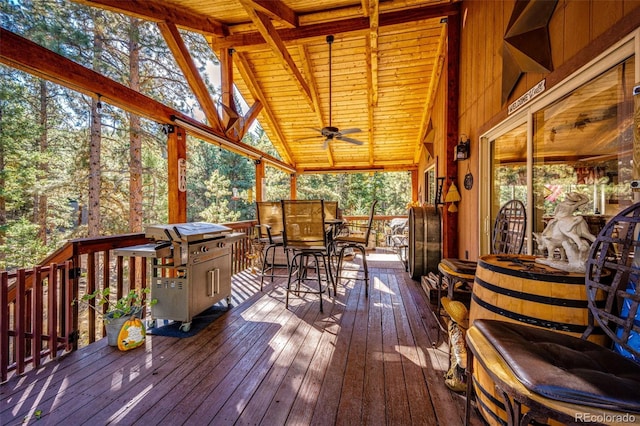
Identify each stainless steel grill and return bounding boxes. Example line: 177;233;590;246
114;222;244;332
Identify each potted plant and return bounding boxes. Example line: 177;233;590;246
79;287;157;347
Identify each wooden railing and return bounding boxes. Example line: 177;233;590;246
1;216;405;383
1;221;255;383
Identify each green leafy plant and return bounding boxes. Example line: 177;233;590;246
79;288;157;320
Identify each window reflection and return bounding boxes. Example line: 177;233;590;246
490;56;634;247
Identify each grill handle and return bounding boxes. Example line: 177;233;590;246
208;269;220;296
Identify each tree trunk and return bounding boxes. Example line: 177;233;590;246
88;26;103;237
0;107;5;265
128;17;143;232
36;79;48;244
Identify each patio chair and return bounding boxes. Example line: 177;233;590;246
255;201;289;290
464;202;640;425
334;200;378;297
323;200;339;221
281;199;334;312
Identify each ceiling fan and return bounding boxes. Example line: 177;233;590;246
302;35;364;149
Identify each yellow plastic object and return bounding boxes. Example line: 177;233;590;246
116;316;146;351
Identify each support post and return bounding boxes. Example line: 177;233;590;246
411;169;419;203
168;125;187;223
290;174;297;200
255;159;265;202
443;14;460;258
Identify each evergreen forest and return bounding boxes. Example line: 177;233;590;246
0;0;411;270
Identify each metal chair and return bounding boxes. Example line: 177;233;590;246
465;202;640;425
334;200;378;297
281;199;334;312
255;201;289;290
323;200;339;221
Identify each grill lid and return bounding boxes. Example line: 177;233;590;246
145;222;232;242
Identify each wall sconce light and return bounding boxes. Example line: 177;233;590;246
444;180;461;212
456;134;470;160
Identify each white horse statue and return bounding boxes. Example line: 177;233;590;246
533;192;596;273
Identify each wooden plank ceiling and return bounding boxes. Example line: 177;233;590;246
73;0;459;173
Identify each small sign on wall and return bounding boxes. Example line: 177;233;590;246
178;158;187;192
508;79;545;115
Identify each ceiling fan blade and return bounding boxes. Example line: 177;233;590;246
337;136;364;145
323;138;331;150
308;127;324;134
338;128;362;135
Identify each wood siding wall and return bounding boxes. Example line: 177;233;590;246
450;0;640;260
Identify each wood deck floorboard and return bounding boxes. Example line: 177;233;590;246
1;251;483;426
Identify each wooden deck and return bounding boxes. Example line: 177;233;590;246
1;251;482;425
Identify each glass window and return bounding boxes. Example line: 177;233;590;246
531;57;634;236
489;123;528;251
486;55;634;254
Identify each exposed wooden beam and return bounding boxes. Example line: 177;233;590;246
157;21;224;132
298;44;334;167
232;100;263;140
0;27;176;124
365;40;375;166
366;0;379;166
219;47;240;134
235;52;296;165
361;0;370;17
72;0;227;36
298;164;418;174
215;3;460;51
414;24;446;164
249;0;298;28
443;12;460;259
368;0;379;107
0;28;295;174
238;2;314;109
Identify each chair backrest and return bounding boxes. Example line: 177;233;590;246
362;200;379;242
585;202;640;360
281;199;326;249
256;201;284;240
323;201;339;221
491;199;526;255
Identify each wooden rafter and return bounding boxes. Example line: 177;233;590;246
368;0;379;107
365;40;375;166
366;0;379;166
361;0;370;17
249;0;298;28
230;100;263;140
238;1;314;109
214;3;459;51
234;51;296;165
298;44;334;167
414;24;446;164
0;28;294;174
72;0;227;36
219;47;240;135
158;21;223;132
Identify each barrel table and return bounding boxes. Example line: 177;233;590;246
469;254;608;425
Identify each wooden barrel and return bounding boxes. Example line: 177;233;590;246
470;254;607;425
408;206;441;279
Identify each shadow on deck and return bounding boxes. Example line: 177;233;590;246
0;250;482;425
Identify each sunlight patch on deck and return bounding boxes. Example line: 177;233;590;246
395;345;428;367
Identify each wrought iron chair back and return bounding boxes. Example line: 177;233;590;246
491;199;526;255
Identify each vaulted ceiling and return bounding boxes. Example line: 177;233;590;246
71;0;460;173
